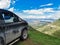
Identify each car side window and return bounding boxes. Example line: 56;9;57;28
2;12;20;23
2;13;14;23
13;15;19;22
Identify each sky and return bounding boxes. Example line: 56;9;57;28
0;0;60;19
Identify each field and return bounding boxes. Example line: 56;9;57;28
30;19;60;39
14;27;60;45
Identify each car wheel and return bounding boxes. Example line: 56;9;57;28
20;29;28;40
0;38;4;45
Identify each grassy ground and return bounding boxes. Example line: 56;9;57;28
14;27;60;45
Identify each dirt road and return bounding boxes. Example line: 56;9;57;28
13;38;41;45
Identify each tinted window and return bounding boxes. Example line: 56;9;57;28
3;12;14;23
13;15;19;22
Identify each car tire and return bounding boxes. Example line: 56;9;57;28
20;29;28;41
0;38;4;45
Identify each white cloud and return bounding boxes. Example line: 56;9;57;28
40;3;53;7
23;8;54;15
43;8;54;12
23;9;43;15
16;12;53;19
16;6;60;19
13;1;16;4
0;0;16;12
58;6;60;9
16;8;54;19
50;11;60;19
0;0;11;9
25;15;46;19
11;0;16;4
8;7;14;12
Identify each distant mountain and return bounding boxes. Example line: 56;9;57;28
24;18;55;24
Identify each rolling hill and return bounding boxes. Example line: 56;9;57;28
36;19;60;38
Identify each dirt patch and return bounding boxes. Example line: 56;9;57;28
21;38;41;45
21;38;35;45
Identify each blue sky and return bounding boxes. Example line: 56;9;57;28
0;0;60;19
13;0;60;10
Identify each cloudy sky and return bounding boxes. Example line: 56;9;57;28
0;0;60;19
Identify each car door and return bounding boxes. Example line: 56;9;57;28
3;12;21;43
10;14;22;39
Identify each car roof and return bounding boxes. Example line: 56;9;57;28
0;9;20;17
0;9;16;15
0;9;11;13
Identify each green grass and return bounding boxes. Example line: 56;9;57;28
16;27;60;45
53;30;60;38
